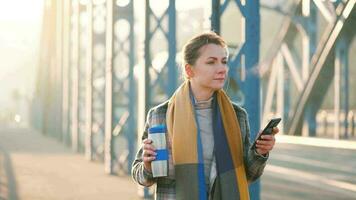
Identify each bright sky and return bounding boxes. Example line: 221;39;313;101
0;0;43;22
0;0;43;116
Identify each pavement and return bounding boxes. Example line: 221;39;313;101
1;124;356;200
0;125;141;200
261;138;356;200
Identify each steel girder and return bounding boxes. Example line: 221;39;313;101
105;0;136;174
211;1;261;199
259;0;356;139
90;1;106;162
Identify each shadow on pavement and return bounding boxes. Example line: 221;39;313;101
0;146;18;200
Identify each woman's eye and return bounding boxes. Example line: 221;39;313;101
222;61;227;64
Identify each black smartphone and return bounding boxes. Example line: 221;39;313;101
252;118;281;149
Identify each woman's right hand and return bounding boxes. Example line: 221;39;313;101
142;138;157;172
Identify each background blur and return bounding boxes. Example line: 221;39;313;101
0;0;355;200
0;0;43;125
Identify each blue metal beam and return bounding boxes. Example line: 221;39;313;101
336;37;350;139
62;0;71;146
105;0;136;174
78;2;89;153
144;0;177;108
70;0;80;152
244;2;261;199
142;0;177;197
211;0;261;199
91;1;107;161
303;0;318;137
287;0;356;136
167;1;177;95
85;0;94;161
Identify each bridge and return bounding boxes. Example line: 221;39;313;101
0;0;355;199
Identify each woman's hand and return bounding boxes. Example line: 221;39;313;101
255;127;279;155
142;138;156;172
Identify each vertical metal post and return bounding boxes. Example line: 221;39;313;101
211;0;261;199
105;0;114;174
62;0;71;145
167;0;177;95
302;0;311;82
112;0;136;174
55;0;64;140
136;0;150;182
284;70;291;127
85;0;94;160
37;0;54;135
127;0;137;172
302;0;318;136
71;0;80;152
276;53;284;132
335;37;349;139
142;1;152;197
91;1;107;163
245;1;260;199
78;2;88;152
211;0;220;34
144;0;177;108
144;0;151;116
338;38;349;139
141;0;177;197
334;40;342;139
343;42;349;139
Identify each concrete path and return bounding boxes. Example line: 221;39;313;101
261;139;356;200
2;125;356;200
0;125;140;200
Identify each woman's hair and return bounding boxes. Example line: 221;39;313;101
181;31;227;79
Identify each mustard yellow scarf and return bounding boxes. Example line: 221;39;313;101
166;81;249;200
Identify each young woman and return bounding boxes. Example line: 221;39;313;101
132;32;278;200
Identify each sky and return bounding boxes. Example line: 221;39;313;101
0;0;43;118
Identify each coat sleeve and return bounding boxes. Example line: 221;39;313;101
131;109;157;187
242;110;269;183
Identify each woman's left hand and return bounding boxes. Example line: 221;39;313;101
255;127;279;155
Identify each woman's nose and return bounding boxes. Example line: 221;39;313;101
218;63;228;73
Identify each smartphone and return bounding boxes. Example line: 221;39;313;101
252;118;281;149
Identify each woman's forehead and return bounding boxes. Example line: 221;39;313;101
198;44;228;58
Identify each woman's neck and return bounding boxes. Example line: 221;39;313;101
189;81;214;102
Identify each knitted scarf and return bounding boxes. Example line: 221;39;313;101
166;81;249;200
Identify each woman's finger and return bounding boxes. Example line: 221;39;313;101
143;143;156;151
260;135;274;141
256;140;272;145
143;138;153;144
143;150;157;157
272;127;279;135
143;156;156;162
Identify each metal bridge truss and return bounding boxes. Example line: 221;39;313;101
105;0;136;174
260;0;356;138
65;0;136;175
142;0;177;112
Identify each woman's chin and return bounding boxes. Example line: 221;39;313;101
211;83;225;90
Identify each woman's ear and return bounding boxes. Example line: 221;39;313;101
185;64;194;78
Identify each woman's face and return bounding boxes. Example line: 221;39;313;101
189;43;228;91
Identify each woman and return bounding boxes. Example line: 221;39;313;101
132;32;279;200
